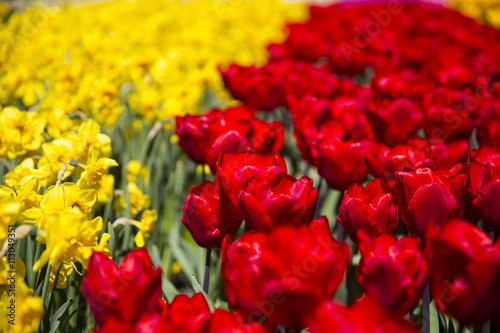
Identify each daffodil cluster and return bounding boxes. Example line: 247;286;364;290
0;110;116;297
451;0;500;28
114;160;157;248
0;258;43;333
0;0;307;129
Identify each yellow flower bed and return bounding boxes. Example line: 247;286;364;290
451;0;500;28
0;0;307;129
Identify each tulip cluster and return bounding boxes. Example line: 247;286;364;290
82;249;266;332
213;1;500;331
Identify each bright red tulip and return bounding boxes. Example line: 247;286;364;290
338;178;398;244
356;233;427;313
195;309;265;333
238;172;318;232
82;249;163;327
221;218;350;329
182;181;242;248
215;150;287;217
175;106;284;171
156;293;211;332
309;296;419;333
395;167;458;237
316;138;371;191
426;220;500;325
367;98;423;147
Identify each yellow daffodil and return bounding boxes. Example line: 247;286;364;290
33;212;110;271
126;160;149;185
41;183;97;217
48;261;74;292
38;139;77;184
77;146;118;193
113;182;150;218
4;158;48;188
14;176;41;210
0;106;46;159
96;174;115;205
134;209;158;248
0;196;22;245
0;257;43;333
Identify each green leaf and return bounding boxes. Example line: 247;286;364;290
191;274;215;312
169;222;195;278
108;221;116;259
430;300;439;333
49;299;74;333
150;245;179;302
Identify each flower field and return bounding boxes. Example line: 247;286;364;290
0;0;500;332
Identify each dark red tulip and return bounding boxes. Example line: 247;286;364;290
238;172;318;232
446;165;480;224
477;101;500;146
367;98;423;147
309;296;419;333
395;167;458;237
316;138;371;191
221;218;350;329
338;178;398;244
469;161;500;231
426;220;500;325
423;105;476;143
82;249;163;327
182;181;242;248
470;144;500;165
356;233;427;313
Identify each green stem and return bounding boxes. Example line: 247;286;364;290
314;177;323;220
40;262;52;306
423;284;430;333
203;249;211;294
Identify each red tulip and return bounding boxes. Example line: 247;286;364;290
470;144;500;165
356;233;427;312
175;106;284;171
446;165;480;224
367;98;423;147
338;178;398;244
221;218;350;329
423;105;476;143
271;23;331;62
477;101;500;146
428;139;470;170
156;293;211;332
195;309;265;333
316;138;371;191
182;181;242;248
395;167;458;237
469;161;500;231
219;62;290;111
82;249;163;327
426;220;500;325
215;150;287;217
309;296;419;333
238;172;318;232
